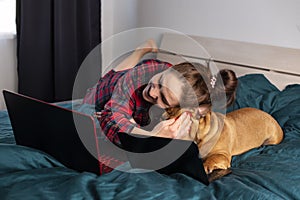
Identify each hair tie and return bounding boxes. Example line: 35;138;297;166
210;76;217;88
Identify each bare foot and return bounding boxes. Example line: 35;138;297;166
135;39;158;55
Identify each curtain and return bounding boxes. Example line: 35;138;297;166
16;0;101;102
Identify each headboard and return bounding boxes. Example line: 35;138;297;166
157;33;300;90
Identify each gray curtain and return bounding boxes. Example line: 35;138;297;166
16;0;101;102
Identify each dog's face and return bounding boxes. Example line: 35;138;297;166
163;105;211;142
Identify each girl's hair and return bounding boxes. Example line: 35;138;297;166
171;62;238;108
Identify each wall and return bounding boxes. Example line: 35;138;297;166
101;0;139;72
136;0;300;49
0;34;17;110
102;0;138;40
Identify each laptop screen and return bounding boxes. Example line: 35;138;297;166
3;90;101;174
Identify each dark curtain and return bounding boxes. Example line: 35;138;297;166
16;0;101;102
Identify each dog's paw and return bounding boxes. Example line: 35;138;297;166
208;168;232;182
204;162;228;174
203;155;231;174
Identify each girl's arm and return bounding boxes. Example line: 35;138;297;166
94;111;192;139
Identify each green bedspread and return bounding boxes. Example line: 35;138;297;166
0;74;300;200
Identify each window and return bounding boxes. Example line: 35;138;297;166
0;0;16;34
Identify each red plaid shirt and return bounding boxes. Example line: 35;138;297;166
92;59;172;143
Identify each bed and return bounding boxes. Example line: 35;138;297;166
1;33;300;199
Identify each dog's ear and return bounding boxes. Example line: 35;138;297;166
197;104;211;118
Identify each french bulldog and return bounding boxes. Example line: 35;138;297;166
163;106;284;174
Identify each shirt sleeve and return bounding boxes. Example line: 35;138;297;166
98;70;137;143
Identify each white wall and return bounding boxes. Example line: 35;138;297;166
102;0;138;41
136;0;300;49
0;35;17;110
101;0;140;72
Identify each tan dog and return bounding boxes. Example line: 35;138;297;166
164;106;284;174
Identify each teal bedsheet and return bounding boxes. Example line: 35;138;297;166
0;74;300;200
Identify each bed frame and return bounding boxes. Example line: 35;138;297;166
157;33;300;90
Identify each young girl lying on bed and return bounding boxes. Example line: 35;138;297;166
84;39;237;145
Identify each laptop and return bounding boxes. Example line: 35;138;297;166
118;132;209;185
2;90;125;175
3;90;213;184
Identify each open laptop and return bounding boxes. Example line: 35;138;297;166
2;90;125;175
3;90;213;184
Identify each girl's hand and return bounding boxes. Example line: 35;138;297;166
151;112;192;139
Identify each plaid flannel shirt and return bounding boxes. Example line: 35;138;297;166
93;59;172;144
